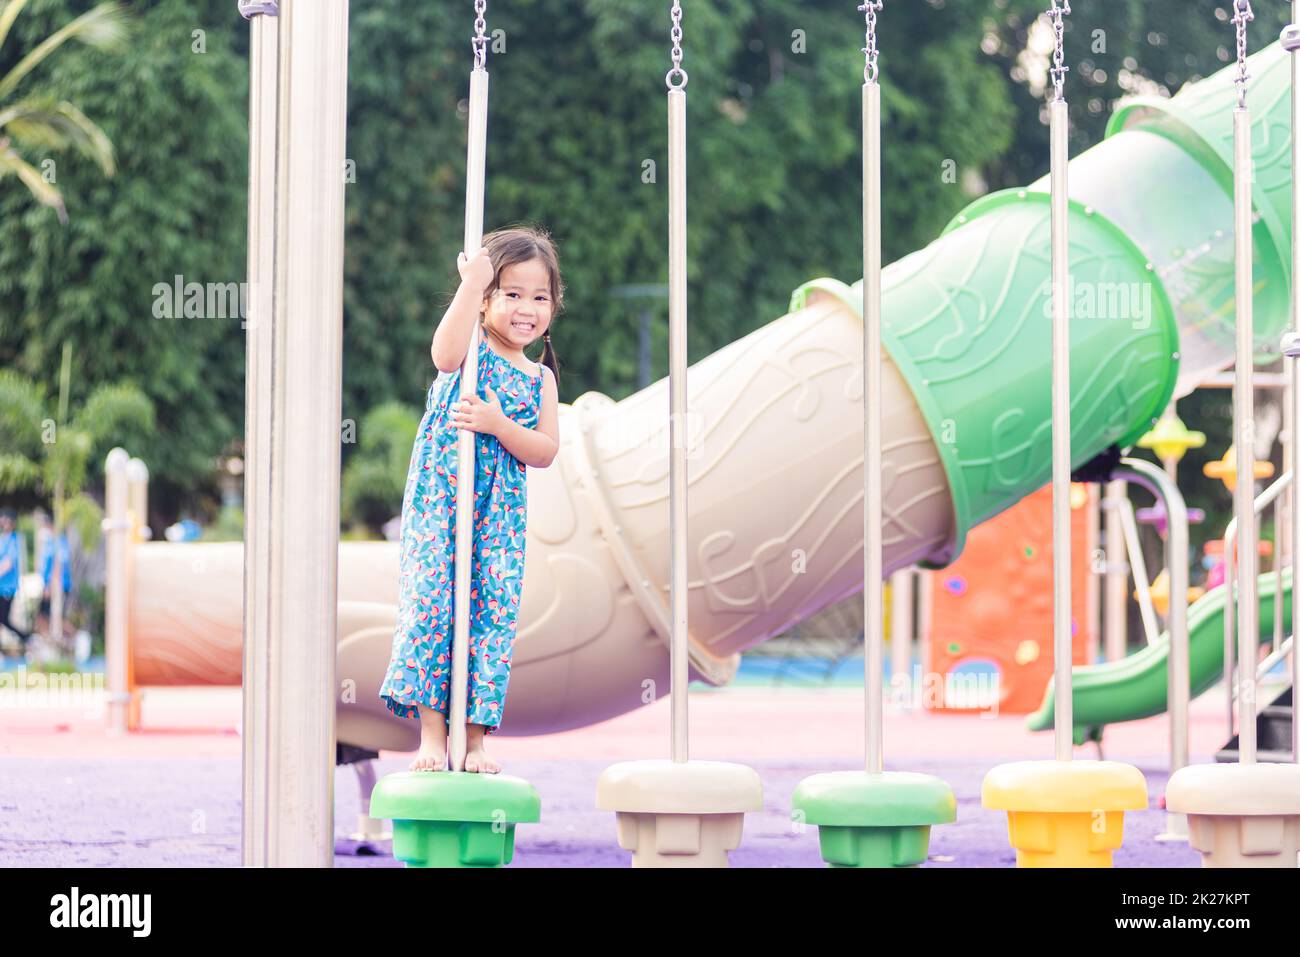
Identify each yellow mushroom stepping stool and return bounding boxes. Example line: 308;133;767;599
982;760;1148;867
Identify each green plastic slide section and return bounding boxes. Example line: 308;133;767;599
1026;567;1292;738
1107;41;1294;369
1080;39;1295;382
790;179;1180;567
788;38;1298;569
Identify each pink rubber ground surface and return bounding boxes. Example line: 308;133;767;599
0;685;1243;866
0;684;1233;761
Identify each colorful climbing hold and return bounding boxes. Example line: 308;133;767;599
1137;413;1206;464
1204;444;1274;493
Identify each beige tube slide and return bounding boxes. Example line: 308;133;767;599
127;287;951;747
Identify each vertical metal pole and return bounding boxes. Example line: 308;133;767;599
1085;485;1101;663
1283;6;1296;660
125;456;149;729
918;569;933;666
1118;497;1160;646
890;569;913;684
668;86;689;763
1117;461;1189;839
126;459;149;540
1289;7;1300;763
1104;480;1129;661
638;306;652;390
1224;516;1237;739
241;0;349;867
103;448;129;735
1233;104;1257;766
1166;478;1190;786
1164;403;1180;482
1050;96;1073;762
1274;494;1285;655
863;78;884;775
241;0;277;864
451;65;489;774
1276;427;1289;658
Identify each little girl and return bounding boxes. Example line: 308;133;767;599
379;225;562;774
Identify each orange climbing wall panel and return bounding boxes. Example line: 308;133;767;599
924;484;1094;714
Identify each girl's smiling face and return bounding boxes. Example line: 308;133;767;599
482;258;554;348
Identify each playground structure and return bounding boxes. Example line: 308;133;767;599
921;484;1095;714
85;1;1300;866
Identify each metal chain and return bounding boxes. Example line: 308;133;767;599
472;0;488;70
666;1;687;90
1232;0;1254;109
859;2;883;85
1047;0;1070;101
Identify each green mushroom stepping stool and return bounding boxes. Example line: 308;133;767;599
791;771;956;868
369;771;541;868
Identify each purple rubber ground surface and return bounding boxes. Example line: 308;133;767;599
0;755;1202;867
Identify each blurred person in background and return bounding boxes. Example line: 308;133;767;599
36;512;74;648
0;509;34;658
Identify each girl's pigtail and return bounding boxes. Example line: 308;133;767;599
540;331;561;390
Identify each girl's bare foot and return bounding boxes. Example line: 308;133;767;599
409;708;448;772
464;724;501;774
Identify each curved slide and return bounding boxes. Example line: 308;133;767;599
121;41;1297;749
1026;569;1292;739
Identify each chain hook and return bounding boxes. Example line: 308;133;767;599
1232;0;1254;109
472;0;488;71
858;1;884;85
666;1;688;90
1047;0;1070;102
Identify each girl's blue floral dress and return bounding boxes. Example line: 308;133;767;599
379;332;542;733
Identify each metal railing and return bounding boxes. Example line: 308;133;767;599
1111;458;1191;840
1221;470;1294;741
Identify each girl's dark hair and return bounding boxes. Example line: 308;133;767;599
477;224;565;389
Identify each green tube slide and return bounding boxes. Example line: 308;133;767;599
1011;41;1297;734
1026;569;1292;739
791;40;1294;570
787;41;1295;723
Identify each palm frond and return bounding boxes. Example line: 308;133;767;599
0;453;42;495
62;493;104;551
73;382;155;450
0;1;30;57
41;426;93;500
0;2;129;101
0;96;115;175
0;368;48;454
0;139;65;221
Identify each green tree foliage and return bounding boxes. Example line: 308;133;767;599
0;357;154;542
985;0;1293;186
0;0;1280;530
0;0;247;520
0;0;128;221
343;0;1021;411
341;399;420;534
0;352;151;646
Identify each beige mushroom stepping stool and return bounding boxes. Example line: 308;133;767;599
1165;763;1300;867
596;760;763;868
